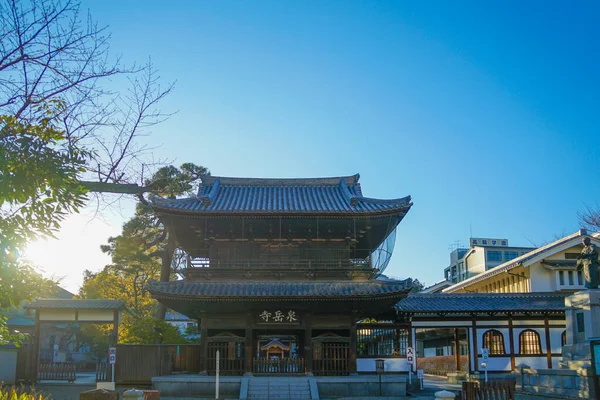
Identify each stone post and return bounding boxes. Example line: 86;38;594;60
563;289;600;364
434;390;457;399
123;389;144;400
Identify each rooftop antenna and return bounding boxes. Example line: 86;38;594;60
469;223;473;239
448;240;463;251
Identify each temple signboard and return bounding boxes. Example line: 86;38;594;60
256;309;300;325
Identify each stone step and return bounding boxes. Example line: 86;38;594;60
247;377;312;400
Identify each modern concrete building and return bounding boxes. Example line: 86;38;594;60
443;230;597;294
444;238;535;284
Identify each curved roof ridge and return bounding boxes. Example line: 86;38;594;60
201;173;360;186
359;194;413;205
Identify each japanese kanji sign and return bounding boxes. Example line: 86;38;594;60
256;309;300;324
406;347;414;365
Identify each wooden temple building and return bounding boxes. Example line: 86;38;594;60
148;174;413;376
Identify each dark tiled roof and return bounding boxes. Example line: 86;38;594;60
396;292;567;313
150;174;412;215
541;260;577;268
26;299;124;310
148;280;410;300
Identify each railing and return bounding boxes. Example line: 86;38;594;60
461;379;516;400
187;257;371;270
206;356;244;376
38;363;76;382
253;358;305;374
95;362;112;382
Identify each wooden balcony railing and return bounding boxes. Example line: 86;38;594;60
188;257;371;270
253;357;305;374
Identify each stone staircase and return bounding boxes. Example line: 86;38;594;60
247;376;312;400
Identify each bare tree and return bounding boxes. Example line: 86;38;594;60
0;0;174;192
579;204;600;233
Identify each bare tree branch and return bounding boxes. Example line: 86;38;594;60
1;0;176;194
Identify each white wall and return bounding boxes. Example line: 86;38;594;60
357;358;409;372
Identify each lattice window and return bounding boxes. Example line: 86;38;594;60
519;329;542;354
357;327;408;356
482;329;505;355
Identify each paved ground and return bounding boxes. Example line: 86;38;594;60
25;374;570;399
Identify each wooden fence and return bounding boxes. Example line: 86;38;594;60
114;344;202;383
172;344;202;372
38;363;76;382
461;379;516;400
96;362;113;382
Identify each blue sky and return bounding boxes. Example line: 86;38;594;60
26;1;600;291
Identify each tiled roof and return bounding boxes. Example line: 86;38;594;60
396;292;567;314
148;280;410;300
443;230;593;293
150;174;412;215
541;260;577;268
26;299;124;309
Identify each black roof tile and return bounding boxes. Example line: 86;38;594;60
396;292;567;313
150;174;412;215
26;299;125;310
148;279;410;300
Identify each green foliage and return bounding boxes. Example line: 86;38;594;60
120;317;188;344
0;386;50;400
0;105;88;258
0;103;84;346
78;164;207;343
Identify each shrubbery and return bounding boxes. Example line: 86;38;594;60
0;387;51;400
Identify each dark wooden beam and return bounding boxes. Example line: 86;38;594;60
508;315;515;371
244;313;253;374
200;313;208;373
305;314;313;374
349;313;357;374
454;328;461;371
544;316;552;368
472;318;478;372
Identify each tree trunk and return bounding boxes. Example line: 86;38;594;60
78;181;147;194
156;232;176;320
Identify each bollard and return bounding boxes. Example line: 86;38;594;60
434;390;457;399
123;389;144;400
142;390;160;400
79;388;118;400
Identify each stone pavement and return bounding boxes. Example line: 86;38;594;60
28;375;572;400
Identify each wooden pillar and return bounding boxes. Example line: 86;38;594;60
349;316;358;374
244;313;253;374
454;328;461;371
471;318;478;372
544;316;552;368
508;314;516;371
304;314;312;374
199;314;208;373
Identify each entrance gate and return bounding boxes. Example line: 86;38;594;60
207;337;245;376
313;342;350;376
